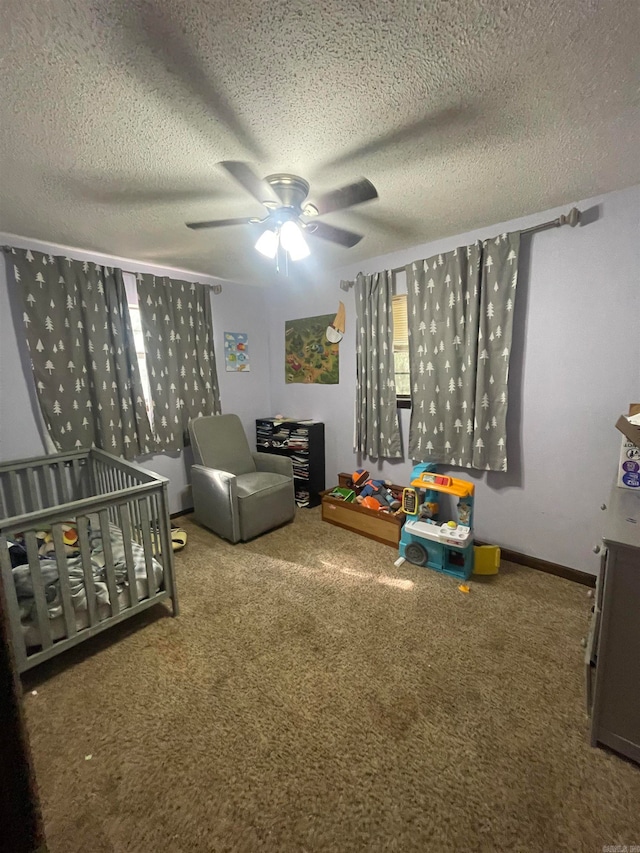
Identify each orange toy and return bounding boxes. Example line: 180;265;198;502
361;495;383;511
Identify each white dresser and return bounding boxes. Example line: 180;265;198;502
586;484;640;763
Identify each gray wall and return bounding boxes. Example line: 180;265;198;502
0;235;272;513
266;185;640;573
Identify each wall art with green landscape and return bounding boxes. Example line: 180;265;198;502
284;314;339;384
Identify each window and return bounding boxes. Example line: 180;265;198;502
128;303;154;428
392;294;410;406
123;271;154;427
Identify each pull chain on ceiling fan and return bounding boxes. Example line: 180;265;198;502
186;161;378;264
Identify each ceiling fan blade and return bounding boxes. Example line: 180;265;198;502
306;221;363;248
220;161;281;207
186;217;258;230
312;179;378;216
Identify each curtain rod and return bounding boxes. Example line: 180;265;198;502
0;246;223;293
125;271;223;294
340;206;581;287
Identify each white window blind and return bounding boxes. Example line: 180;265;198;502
392;294;410;397
392;294;409;351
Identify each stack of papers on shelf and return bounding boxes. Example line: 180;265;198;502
291;453;309;479
295;488;310;507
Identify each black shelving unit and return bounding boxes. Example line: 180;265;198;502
256;418;325;508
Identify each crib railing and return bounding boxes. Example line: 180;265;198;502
0;449;178;673
0;451;92;518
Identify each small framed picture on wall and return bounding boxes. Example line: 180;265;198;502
224;332;250;372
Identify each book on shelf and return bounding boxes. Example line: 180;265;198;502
295;488;310;507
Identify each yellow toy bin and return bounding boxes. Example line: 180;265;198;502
473;545;501;575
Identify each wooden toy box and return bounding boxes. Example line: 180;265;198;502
320;484;405;547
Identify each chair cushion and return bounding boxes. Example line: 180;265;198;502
236;471;292;498
236;471;295;541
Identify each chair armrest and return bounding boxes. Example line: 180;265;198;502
191;464;240;542
252;452;294;479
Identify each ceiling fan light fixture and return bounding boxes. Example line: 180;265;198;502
280;220;310;261
254;228;279;259
188;162;377;261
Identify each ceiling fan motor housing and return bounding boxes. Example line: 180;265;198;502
265;174;310;211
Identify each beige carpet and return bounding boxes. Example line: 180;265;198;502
23;509;640;853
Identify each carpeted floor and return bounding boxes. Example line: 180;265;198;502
23;509;640;853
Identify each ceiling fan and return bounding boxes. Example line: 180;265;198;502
186;161;378;262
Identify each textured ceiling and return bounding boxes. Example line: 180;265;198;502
1;1;638;285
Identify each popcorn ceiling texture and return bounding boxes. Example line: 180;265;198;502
0;0;638;283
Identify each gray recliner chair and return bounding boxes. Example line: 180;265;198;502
189;414;295;543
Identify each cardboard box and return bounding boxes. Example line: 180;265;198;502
615;404;640;490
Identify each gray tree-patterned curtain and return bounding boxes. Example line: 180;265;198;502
352;271;402;459
9;248;154;459
406;232;520;471
136;274;221;451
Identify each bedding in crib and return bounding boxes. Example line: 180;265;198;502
9;518;163;647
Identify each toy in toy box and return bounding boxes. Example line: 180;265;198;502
397;463;475;580
328;487;356;503
338;472;355;489
351;469;402;511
